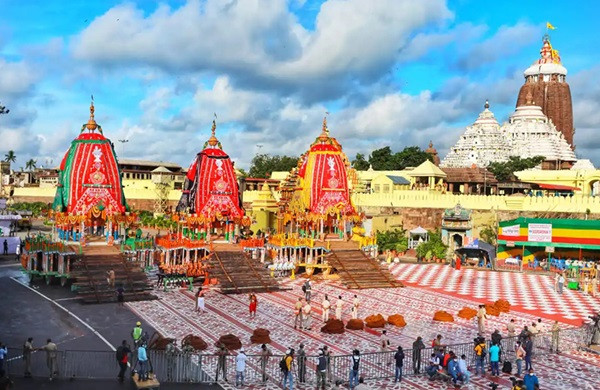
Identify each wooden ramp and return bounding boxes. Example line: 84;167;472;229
71;244;156;303
327;241;403;289
209;244;282;294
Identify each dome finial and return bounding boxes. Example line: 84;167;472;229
207;118;219;147
85;95;98;132
319;113;330;142
484;99;490;110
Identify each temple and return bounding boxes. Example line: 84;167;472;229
52;100;128;238
176;120;244;241
516;34;574;148
440;100;509;168
279;117;359;238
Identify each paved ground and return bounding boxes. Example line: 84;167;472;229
391;263;600;324
10;377;221;389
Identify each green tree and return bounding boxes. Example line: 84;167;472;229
376;228;408;252
4;150;16;163
25;159;37;171
368;147;395;170
487;156;545;182
351;153;370;171
393;146;432;170
479;225;497;245
248;154;299;178
415;230;447;260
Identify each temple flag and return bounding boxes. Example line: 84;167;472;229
546;22;556;30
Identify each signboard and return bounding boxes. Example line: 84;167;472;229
506;241;515;247
502;225;520;236
545;246;555;253
528;223;552;242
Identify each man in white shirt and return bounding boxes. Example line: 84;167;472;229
322;295;331;322
458;354;470;384
303;302;312;330
380;330;390;352
352;295;360;319
335;296;344;320
235;348;247;387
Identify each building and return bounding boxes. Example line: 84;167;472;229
516;35;574;148
119;159;185;189
440;101;509;168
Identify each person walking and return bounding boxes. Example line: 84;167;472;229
321;295;331;322
349;349;361;389
515;340;526;377
335;296;343;320
249;294;258;318
235;348;247;387
0;343;7;378
529;322;539;348
412;336;425;374
107;268;115;288
474;337;486;376
558;273;565;294
282;349;294;389
215;343;228;383
260;344;271;383
116;285;125;306
302;301;312;330
458;354;470;384
297;343;306;383
316;349;327;390
394;345;405;383
41;339;58;381
477;305;487;335
294;298;304;329
489;343;500;376
3;239;8;255
23;337;34;378
351;295;360;319
132;321;144;348
137;342;149;381
551;320;560;353
524;336;534;371
554;272;560;292
303;280;312;302
380;330;390;353
116;340;131;382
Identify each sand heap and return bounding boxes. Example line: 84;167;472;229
365;314;386;328
216;334;242;350
250;328;271;344
387;314;407;327
494;299;511;313
321;319;345;334
346;319;365;330
485;304;501;317
433;311;454;322
457;307;478;320
182;335;208;351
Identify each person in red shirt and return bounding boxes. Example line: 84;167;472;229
116;340;131;382
249;294;258;318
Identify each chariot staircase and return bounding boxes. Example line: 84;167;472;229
327;241;403;289
209;244;282;294
71;241;156;303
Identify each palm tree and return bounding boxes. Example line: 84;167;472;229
25;159;37;171
4;150;16;163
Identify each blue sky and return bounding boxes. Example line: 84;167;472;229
1;0;599;170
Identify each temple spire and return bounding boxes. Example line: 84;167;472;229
318;115;330;142
207;119;220;147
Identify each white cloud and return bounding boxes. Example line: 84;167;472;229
0;59;38;96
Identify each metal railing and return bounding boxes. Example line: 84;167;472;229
4;324;596;385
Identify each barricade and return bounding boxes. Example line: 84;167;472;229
2;323;595;385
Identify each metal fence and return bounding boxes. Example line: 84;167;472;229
4;324;596;385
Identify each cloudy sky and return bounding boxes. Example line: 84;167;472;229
1;0;599;170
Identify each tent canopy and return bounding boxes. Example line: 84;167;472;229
410;226;428;235
457;238;496;260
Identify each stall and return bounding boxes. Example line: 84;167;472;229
497;217;600;291
455;239;496;268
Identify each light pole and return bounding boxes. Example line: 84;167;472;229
118;139;129;156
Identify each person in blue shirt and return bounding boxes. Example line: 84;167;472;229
446;353;460;384
489;343;501;376
137;343;149;381
523;369;539;390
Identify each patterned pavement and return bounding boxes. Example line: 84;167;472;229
391;263;600;325
127;264;600;389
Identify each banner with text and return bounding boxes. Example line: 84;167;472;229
528;223;553;242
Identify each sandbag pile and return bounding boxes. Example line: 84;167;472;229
321;319;345;334
365;314;386;328
387;314;407;327
250;328;271;344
